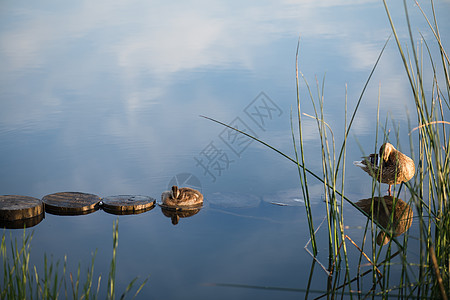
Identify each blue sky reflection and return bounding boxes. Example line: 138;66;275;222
0;1;449;296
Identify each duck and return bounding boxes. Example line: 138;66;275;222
355;196;413;246
161;185;203;207
353;143;415;196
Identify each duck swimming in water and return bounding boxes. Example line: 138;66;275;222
353;143;415;196
161;185;203;207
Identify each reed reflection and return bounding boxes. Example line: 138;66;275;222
355;196;413;246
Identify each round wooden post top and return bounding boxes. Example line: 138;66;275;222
101;195;156;214
42;192;100;215
0;195;44;221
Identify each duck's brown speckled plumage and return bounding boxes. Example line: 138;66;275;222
161;186;203;207
355;196;413;246
354;143;415;195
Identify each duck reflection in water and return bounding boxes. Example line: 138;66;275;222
353;143;415;196
160;207;202;225
355;196;413;246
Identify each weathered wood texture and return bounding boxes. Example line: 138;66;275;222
42;192;100;215
0;195;44;221
101;195;155;214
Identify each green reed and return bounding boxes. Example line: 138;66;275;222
202;32;394;299
294;38;391;297
203;0;448;298
203;39;388;297
383;0;449;298
0;220;147;300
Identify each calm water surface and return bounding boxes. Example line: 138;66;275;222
1;1;449;299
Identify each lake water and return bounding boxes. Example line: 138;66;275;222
1;1;449;299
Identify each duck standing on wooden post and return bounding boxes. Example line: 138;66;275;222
353;143;415;196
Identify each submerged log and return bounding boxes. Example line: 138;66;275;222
0;195;44;221
42;192;100;215
101;195;156;215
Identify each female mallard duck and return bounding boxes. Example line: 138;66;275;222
353;143;415;196
161;185;203;207
355;196;413;246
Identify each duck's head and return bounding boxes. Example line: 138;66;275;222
171;185;180;199
379;143;395;161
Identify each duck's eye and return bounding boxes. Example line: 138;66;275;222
370;154;378;165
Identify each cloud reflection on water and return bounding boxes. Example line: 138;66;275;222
1;2;448;298
1;0;449;197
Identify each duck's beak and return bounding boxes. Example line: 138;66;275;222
353;160;366;168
